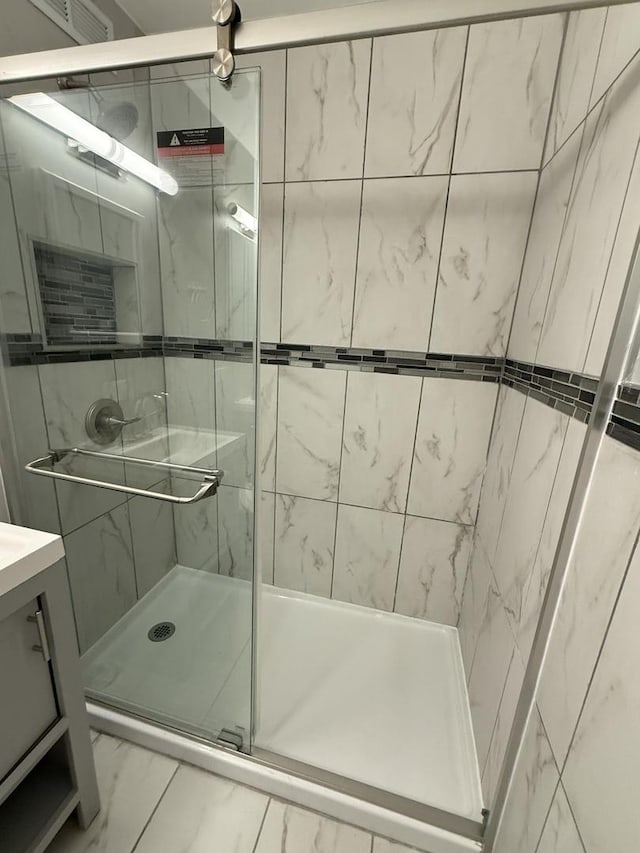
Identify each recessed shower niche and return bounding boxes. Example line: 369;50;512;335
33;241;139;348
13;164;147;349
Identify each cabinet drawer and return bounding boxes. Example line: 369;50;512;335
0;599;58;782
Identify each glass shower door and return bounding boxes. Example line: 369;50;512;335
0;63;260;749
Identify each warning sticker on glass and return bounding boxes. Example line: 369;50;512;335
156;127;224;187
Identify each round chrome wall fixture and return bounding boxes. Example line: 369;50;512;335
85;398;140;445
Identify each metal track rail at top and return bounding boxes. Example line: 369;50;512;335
25;447;224;505
0;0;637;84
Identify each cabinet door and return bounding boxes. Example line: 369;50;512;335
0;599;58;781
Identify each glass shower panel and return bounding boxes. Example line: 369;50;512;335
0;65;260;749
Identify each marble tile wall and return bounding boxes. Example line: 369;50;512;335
491;433;640;853
261;363;498;625
249;14;566;627
463;8;640;825
509;6;640;377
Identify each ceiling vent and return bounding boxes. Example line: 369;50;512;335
29;0;114;45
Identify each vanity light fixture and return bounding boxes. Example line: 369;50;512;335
227;201;257;240
8;92;179;196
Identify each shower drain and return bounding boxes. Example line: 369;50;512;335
147;621;176;642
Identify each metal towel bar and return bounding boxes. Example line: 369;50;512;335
25;447;224;505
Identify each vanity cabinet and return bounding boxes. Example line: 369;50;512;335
0;599;58;779
0;525;99;852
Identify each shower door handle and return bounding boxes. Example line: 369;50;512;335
25;448;224;505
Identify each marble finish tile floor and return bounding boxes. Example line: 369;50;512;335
49;732;425;853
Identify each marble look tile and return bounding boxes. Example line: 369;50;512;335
481;648;526;806
351;176;448;351
467;579;515;772
590;4;640;105
0;138;30;332
285;40;371;181
260;364;278;492
164;356;216;446
274;494;337;597
395;516;472;626
48;734;178;853
508;131;581;363
65;503;136;653
236;51;286;183
158;187;216;339
340;371;421;512
544;9;606;162
173;486;218;573
492;707;559;853
537;56;640;373
218;486;254;581
276;365;346;501
458;537;492;678
150;72;211;130
213;182;257;341
3;365;60;535
260;183;284;343
260;491;275;585
38;360;125;534
408;378;498;525
476;386;526;564
215;359;255;488
492;399;567;635
536;784;585;853
518;418;586;662
281;180;361;346
431;171;537;356
116;357;169;488
584;131;640;376
537;436;640;765
561;534;640;853
129;490;176;597
364;28;467;178
135;765;268;853
256;800;371;853
332;504;404;611
454;16;563;172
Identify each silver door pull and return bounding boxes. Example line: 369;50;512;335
28;610;51;662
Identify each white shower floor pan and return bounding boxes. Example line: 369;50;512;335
83;565;482;822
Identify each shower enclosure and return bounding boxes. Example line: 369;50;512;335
1;2;639;851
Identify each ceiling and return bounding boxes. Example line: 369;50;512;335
115;0;368;35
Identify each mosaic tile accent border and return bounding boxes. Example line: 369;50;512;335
5;331;640;452
503;359;597;424
0;333;162;366
607;383;640;451
261;343;502;382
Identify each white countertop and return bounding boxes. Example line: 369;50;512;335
0;522;65;598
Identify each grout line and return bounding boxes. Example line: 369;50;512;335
554;522;640;782
329;372;349;599
558;779;589;853
250;796;273;853
348;37;374;348
426;25;471;353
130;763;180;853
278;50;288;343
532;777;562;853
270;365;280;586
503;10;568;363
580;129;640;375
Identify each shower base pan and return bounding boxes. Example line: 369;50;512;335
83;565;482;824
